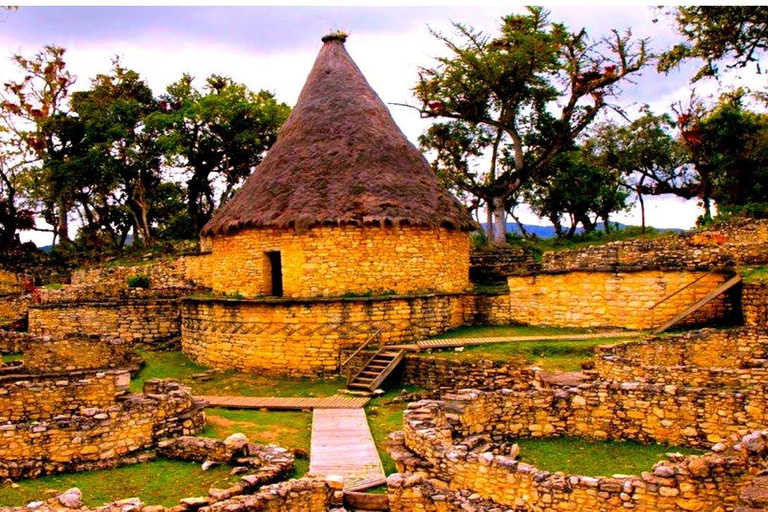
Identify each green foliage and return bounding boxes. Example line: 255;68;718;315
741;266;768;284
415;7;647;242
126;274;150;289
513;437;702;477
659;7;768;81
42;282;64;290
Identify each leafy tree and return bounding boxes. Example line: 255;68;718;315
150;74;290;235
524;142;630;237
0;127;35;249
0;45;77;245
659;6;768;81
71;60;162;247
411;7;648;242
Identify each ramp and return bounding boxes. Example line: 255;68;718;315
654;275;742;334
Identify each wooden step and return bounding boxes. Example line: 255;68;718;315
347;348;405;392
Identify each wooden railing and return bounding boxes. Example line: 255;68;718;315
648;267;723;310
341;328;382;384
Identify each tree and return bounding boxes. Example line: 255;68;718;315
71;60;162;247
0;127;35;249
410;7;648;242
524;142;630;237
659;7;768;81
151;74;290;235
0;45;77;245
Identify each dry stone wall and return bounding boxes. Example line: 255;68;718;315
187;225;470;298
397;397;768;512
0;379;205;480
182;294;469;377
403;355;535;393
470;246;539;283
70;259;192;294
596;328;768;387
743;282;768;327
28;299;180;346
506;270;737;329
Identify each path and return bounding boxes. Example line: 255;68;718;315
310;407;386;491
417;330;639;350
197;395;370;410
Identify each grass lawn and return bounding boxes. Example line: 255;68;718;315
0;458;240;508
433;324;600;339
201;408;311;477
2;352;23;363
130;350;345;397
513;437;702;477
427;338;626;372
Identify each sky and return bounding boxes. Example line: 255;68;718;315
1;5;763;245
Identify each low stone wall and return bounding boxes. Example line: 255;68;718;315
470;246;539;283
541;218;768;272
743;282;768;327
388;472;510;512
403;355;534;393
0;331;30;353
596;328;768;387
0;379;205;480
28;299;181;346
0;293;31;329
466;292;511;325
0;268;22;295
507;270;738;329
397;397;768;512
70;259;192;294
182;294;470;377
21;335;137;373
0;370;130;423
38;286;195;305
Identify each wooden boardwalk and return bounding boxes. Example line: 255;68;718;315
417;330;640;350
197;395;370;410
310;408;386;492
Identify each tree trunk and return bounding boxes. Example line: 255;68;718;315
56;199;70;244
492;196;507;243
485;201;495;242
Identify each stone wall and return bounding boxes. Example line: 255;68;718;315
596;328;768;387
0;370;130;422
403;355;534;393
506;270;738;329
743;282;768;327
0;269;22;295
0;331;30;354
0;379;205;480
28;299;180;345
186;225;470;298
20;335;137;373
0;293;31;329
397;397;768;512
469;245;539;283
70;259;192;294
436;385;765;449
541;218;768;272
182;294;469;377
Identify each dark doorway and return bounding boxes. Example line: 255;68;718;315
265;251;283;297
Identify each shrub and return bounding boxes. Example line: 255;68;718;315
127;274;150;289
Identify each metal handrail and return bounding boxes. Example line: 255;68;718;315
340;328;382;369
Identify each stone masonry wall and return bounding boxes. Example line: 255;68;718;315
0;370;130;422
70;259;191;294
506;270;737;329
399;398;768;512
0;379;205;480
20;336;136;373
445;386;765;449
403;355;534;393
542;218;768;272
0;269;21;295
596;328;768;388
743;282;768;327
182;294;469;377
28;299;180;345
185;225;470;299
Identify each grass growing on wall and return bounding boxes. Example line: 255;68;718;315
0;458;240;507
433;324;597;339
2;352;23;363
742;265;768;284
513;437;702;477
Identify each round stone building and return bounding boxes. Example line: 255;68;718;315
182;35;475;377
198;34;474;299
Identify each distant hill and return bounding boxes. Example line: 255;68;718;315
480;222;683;239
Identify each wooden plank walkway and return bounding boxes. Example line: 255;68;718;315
310;408;386;492
417;330;640;350
196;395;370;410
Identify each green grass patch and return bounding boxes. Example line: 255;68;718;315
42;283;64;291
433;324;599;339
0;458;239;508
428;338;625;372
513;437;702;477
2;352;23;363
201;408;311;478
366;402;405;475
742;266;768;284
131;350;345;397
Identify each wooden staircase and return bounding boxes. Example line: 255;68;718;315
347;349;404;392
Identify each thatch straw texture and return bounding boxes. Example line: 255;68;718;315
201;38;475;237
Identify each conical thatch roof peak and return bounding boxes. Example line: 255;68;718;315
201;34;475;237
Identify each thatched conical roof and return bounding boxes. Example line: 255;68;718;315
201;34;475;237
